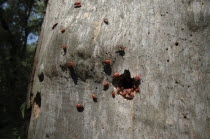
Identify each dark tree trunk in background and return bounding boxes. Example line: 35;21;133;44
27;0;210;138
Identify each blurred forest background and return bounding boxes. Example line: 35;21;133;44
0;0;47;138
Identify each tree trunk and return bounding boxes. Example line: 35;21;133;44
27;0;210;138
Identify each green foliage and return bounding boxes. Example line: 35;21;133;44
0;0;46;54
0;47;35;139
20;100;26;119
0;0;47;138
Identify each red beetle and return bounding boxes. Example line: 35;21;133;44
113;73;120;78
125;89;130;93
62;45;67;50
134;75;140;81
135;89;139;92
92;94;97;100
68;61;74;67
74;1;81;5
130;91;134;97
61;28;65;33
103;82;109;86
76;104;84;111
121;91;127;96
74;1;81;8
112;91;115;98
125;93;130;98
103;18;109;24
76;104;83;109
116;87;121;94
103;60;111;65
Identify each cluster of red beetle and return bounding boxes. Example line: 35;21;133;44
51;1;141;112
73;49;140;111
114;75;140;100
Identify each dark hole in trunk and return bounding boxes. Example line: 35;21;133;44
38;72;44;82
34;92;41;107
112;70;140;89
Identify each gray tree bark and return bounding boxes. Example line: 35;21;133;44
26;0;210;138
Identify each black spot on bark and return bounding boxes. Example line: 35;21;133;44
175;42;179;46
77;107;84;112
34;92;41;107
93;98;97;102
167;60;169;62
63;49;66;55
69;67;78;85
182;113;188;119
103;64;112;76
116;50;125;56
103;85;109;91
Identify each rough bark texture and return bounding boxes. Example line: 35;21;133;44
27;0;210;138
